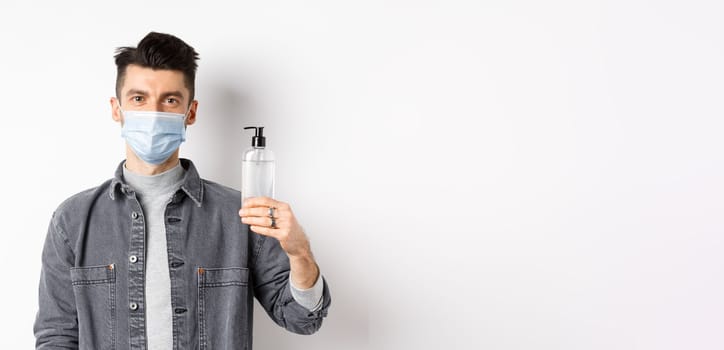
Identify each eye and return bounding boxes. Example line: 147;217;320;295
166;98;178;104
132;96;144;102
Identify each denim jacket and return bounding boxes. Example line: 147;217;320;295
34;159;331;349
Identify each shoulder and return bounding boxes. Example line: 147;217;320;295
52;179;114;231
201;179;241;206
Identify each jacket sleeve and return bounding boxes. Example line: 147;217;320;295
250;231;331;335
34;213;79;349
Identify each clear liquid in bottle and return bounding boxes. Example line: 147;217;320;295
241;159;275;202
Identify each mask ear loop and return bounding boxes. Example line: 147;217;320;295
183;105;192;122
182;104;193;132
117;102;125;117
117;103;127;126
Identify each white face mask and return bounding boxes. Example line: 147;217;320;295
119;107;191;165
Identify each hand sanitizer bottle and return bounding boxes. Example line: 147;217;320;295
241;126;275;203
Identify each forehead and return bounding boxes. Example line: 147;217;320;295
121;64;188;97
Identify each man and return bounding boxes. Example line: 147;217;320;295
34;32;331;349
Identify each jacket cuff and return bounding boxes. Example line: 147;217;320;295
289;273;324;312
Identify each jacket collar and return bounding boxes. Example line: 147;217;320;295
109;158;204;207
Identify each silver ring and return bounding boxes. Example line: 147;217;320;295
270;216;277;229
268;207;275;218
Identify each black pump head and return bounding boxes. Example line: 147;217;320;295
244;126;266;147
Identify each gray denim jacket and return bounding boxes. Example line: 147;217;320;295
34;159;331;349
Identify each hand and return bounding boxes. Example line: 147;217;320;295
239;197;320;288
239;197;311;259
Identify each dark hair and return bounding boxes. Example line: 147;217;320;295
114;32;199;102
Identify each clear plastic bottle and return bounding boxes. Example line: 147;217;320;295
241;126;275;203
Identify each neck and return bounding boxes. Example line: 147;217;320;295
124;144;181;175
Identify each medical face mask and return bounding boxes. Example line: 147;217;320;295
120;107;190;165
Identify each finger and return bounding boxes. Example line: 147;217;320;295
239;207;277;218
241;216;279;228
248;225;280;239
242;196;281;209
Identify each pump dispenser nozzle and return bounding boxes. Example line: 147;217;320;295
244;126;266;148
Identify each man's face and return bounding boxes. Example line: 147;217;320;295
111;64;197;125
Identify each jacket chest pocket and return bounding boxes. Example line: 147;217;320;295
71;264;117;350
197;267;251;350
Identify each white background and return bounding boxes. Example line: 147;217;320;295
1;1;722;349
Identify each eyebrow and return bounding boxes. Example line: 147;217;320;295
160;91;185;100
125;89;186;100
126;89;149;97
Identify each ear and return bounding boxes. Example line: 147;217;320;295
185;100;198;126
110;97;122;123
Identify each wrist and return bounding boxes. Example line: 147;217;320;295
289;253;319;289
288;247;314;261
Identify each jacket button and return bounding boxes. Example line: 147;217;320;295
174;307;187;314
131;212;139;219
129;255;138;263
129;302;138;311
